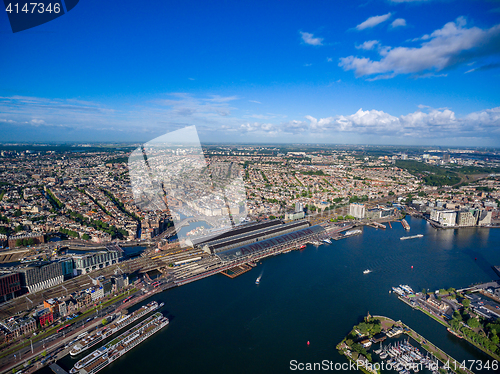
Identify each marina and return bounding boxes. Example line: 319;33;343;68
338;315;474;374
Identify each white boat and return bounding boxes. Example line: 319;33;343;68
399;285;414;294
255;275;261;285
70;301;159;357
363;269;371;274
400;234;423;240
70;313;168;374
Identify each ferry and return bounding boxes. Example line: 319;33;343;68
255;275;262;285
400;234;423;240
70;301;159;356
363;269;371;274
70;312;168;374
392;287;405;296
399;285;414;294
322;238;332;244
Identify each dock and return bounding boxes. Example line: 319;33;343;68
49;364;69;374
368;222;386;230
401;219;410;230
221;264;252;279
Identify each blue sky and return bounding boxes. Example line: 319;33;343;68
1;0;499;146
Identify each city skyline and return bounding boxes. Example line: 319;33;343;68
1;0;499;145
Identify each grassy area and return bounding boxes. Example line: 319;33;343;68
396;160;461;186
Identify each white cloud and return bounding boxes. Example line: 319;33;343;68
282;120;309;134
2;94;499;144
356;40;379;50
356;13;392;31
340;17;500;79
249;100;262;104
327;57;333;62
240;122;277;134
304;106;500;139
30;119;46;125
300;31;323;46
391;18;406;28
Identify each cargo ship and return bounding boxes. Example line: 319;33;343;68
70;301;159;356
70;312;168;374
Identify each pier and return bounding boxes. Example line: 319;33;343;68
221;264;252;278
367;222;386;230
401;323;474;374
49;364;69;374
400;219;410;230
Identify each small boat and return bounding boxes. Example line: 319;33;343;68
447;328;462;339
299;245;306;250
363;269;371;274
255;275;262;285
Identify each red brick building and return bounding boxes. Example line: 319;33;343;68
35;308;53;327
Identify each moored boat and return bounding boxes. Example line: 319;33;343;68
70;301;159;357
70;312;168;374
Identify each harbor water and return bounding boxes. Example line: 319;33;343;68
50;216;500;374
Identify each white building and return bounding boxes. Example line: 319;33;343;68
349;203;365;219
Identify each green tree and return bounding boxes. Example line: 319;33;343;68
452;310;462;321
102;318;108;326
462;299;471;308
82;233;90;240
467;317;480;329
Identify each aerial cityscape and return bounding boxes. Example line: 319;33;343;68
1;1;500;374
